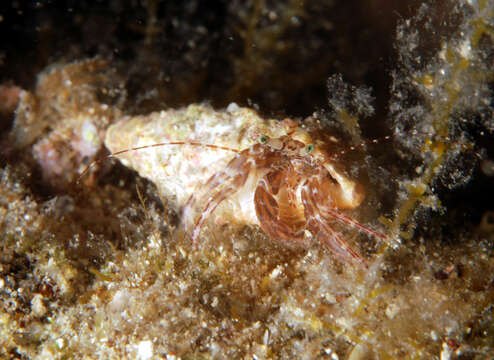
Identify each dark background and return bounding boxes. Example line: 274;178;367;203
0;0;422;117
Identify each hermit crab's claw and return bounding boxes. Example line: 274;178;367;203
323;163;365;210
254;169;306;243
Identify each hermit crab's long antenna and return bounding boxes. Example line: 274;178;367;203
329;130;478;161
77;141;240;184
329;135;394;160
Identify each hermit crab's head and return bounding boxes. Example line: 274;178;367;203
258;132;365;210
258;134;313;157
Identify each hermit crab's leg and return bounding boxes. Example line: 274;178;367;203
317;218;367;267
306;176;388;241
301;179;366;266
322;208;387;240
182;166;234;221
183;152;252;246
182;144;265;215
254;169;306;243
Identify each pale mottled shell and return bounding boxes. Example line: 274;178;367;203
105;103;294;213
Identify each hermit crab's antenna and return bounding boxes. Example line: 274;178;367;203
77;141;240;184
328;134;395;160
328;129;481;162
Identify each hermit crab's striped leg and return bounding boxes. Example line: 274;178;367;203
303;175;388;241
182;141;278;222
183;150;250;214
185;155;252;246
316;216;367;267
77;141;239;184
301;179;366;266
182;148;252;222
189;184;237;245
182;167;232;220
322;208;388;240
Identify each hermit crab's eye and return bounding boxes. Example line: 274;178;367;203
305;144;315;153
259;135;268;144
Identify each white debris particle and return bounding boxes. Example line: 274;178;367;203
31;294;47;317
226;102;239;112
263;329;270;345
136;340;153;360
431;330;438;341
440;341;452;360
109;289;128;312
269;264;283;279
385;302;400;319
55;338;65;349
458;38;472;60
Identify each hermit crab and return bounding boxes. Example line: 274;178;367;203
96;103;388;265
